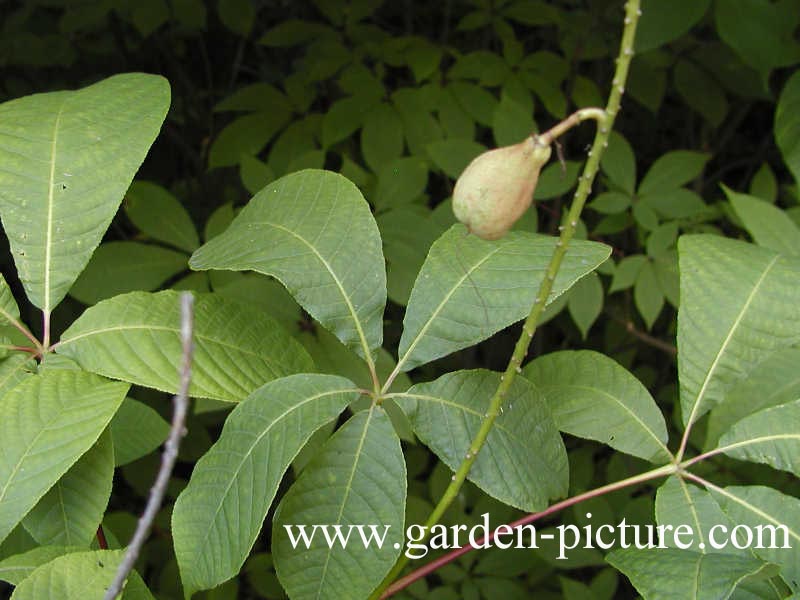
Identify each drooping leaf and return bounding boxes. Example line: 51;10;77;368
716;400;800;477
725;186;800;256
172;374;359;597
21;430;113;548
273;406;405;600
124;181;200;253
634;261;664;330
566;273;603;339
57;291;313;402
68;241;188;305
524;351;670;462
189;170;387;361
0;73;170;314
426;138;486;179
9;549;125;600
706;348;800;448
714;485;800;592
374;157;429;211
109;398;170;466
392;369;568;511
208;111;290;169
607;547;773;600
655;477;738;554
677;235;800;427
0;370;128;544
397;226;611;372
600;132;636;195
776;71;800;186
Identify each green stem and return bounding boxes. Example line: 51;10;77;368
370;1;641;596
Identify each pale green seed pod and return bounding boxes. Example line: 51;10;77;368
452;136;552;240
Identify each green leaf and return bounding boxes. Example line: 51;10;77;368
378;206;446;305
655;476;738;554
374;157;428;211
393;370;566;511
68;241;187;305
450;82;498;126
22;430;113;547
706;348;800;448
0;546;84;586
239;155;275;195
9;549;124;600
217;0;254;35
535;161;582;201
124;181;200;253
607;547;773;600
600;132;636;195
634;261;664;329
0;275;20;329
677;235;800;427
714;485;800;592
57;291;314;402
725;186;800;256
361;102;404;173
397;226;611;372
635;0;711;52
749;162;778;203
273;406;405;600
0;370;127;544
259;19;336;47
524;350;670;462
0;74;169;316
641;188;708;220
426;138;486;179
716;400;800;477
189;170;387;361
776;71;800;186
609;255;646;293
492;95;535;147
208;111;290;169
567;273;603;339
321;95;379;149
110;398;170;466
0;354;35;399
674;60;728;128
214;83;293;114
714;0;800;76
172;374;359;597
638;151;710;196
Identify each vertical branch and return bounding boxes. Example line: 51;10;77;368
370;1;642;596
103;292;195;600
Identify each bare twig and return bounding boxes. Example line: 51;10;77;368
607;311;677;355
104;292;195;600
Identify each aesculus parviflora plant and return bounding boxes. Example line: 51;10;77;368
1;0;800;599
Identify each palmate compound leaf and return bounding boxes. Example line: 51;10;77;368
0;370;128;544
396;226;611;372
172;374;360;597
523;350;671;463
391;369;568;512
716;399;800;478
713;485;800;593
22;430;113;548
677;235;800;428
56;291;314;402
189;169;387;362
607;547;774;600
0;73;170;315
272;406;406;600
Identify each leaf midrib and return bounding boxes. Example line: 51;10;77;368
44;106;65;316
684;254;780;427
